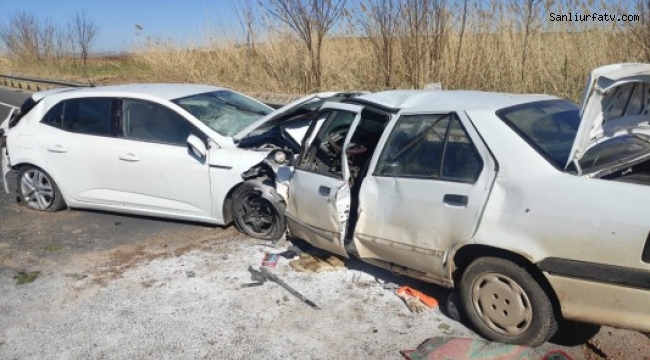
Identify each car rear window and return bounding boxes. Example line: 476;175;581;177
496;99;580;168
579;135;650;174
8;97;39;128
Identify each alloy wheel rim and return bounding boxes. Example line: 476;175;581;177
238;192;274;236
20;169;54;210
471;272;533;336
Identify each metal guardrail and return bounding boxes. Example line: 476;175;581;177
0;73;301;107
0;74;89;91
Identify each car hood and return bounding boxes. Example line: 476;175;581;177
568;63;650;168
232;92;365;142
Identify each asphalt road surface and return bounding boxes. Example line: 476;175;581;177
1;85;649;359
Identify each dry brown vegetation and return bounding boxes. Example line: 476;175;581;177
1;0;648;101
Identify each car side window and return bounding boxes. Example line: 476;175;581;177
375;113;483;183
42;98;114;136
122;99;194;146
298;109;356;177
41;102;64;128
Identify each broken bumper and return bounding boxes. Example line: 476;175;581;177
2;146;10;194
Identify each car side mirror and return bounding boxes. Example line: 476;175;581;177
187;134;206;158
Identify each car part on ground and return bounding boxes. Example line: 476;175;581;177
246;265;321;310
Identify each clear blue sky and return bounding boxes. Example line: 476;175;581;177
0;0;240;52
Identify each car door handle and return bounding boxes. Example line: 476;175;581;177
47;144;67;153
119;153;139;162
318;186;331;197
443;194;468;207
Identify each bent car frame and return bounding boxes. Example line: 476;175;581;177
283;63;650;346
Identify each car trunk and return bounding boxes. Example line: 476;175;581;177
571;64;650;183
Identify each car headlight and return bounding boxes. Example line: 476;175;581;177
273;151;287;164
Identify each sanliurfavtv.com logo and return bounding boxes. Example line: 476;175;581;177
550;12;640;22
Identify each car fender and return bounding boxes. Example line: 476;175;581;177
208;148;269;223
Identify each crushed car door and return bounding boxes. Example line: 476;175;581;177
351;111;497;279
285;103;363;258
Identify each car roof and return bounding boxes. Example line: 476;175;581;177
34;83;229;101
355;90;558;112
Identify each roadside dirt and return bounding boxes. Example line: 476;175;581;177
1;186;649;359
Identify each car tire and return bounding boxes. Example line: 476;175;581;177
460;256;558;347
16;166;66;212
232;180;286;241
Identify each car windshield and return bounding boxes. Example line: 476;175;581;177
497;100;580;168
172;90;272;137
579;135;650;174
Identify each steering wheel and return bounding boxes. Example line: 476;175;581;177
327;132;367;155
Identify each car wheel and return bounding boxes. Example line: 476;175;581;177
460;256;558;347
232;180;285;241
17;166;66;212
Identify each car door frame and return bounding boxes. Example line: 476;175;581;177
36;96;125;206
348;109;498;283
285;102;364;257
114;97;215;220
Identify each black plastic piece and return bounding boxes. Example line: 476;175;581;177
642;232;650;263
538;257;650;290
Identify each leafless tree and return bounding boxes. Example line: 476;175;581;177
627;0;650;61
354;0;401;88
0;12;42;61
262;0;348;91
235;0;259;84
510;0;544;81
397;0;450;88
72;10;99;64
453;0;469;76
425;0;450;81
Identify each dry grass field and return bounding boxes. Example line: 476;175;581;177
0;0;645;102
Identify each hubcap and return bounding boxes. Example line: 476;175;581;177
238;192;275;236
471;273;533;336
20;169;54;210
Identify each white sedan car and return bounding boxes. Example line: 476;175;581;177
283;63;650;346
0;83;358;239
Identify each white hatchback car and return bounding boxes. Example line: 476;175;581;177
0;84;359;239
283;63;650;346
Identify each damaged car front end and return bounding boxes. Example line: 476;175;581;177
1;83;362;241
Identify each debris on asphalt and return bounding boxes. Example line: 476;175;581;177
185;271;196;278
397;286;438;308
247;266;321;310
261;253;280;267
289;253;345;273
378;281;400;291
395;286;438;313
279;245;302;259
